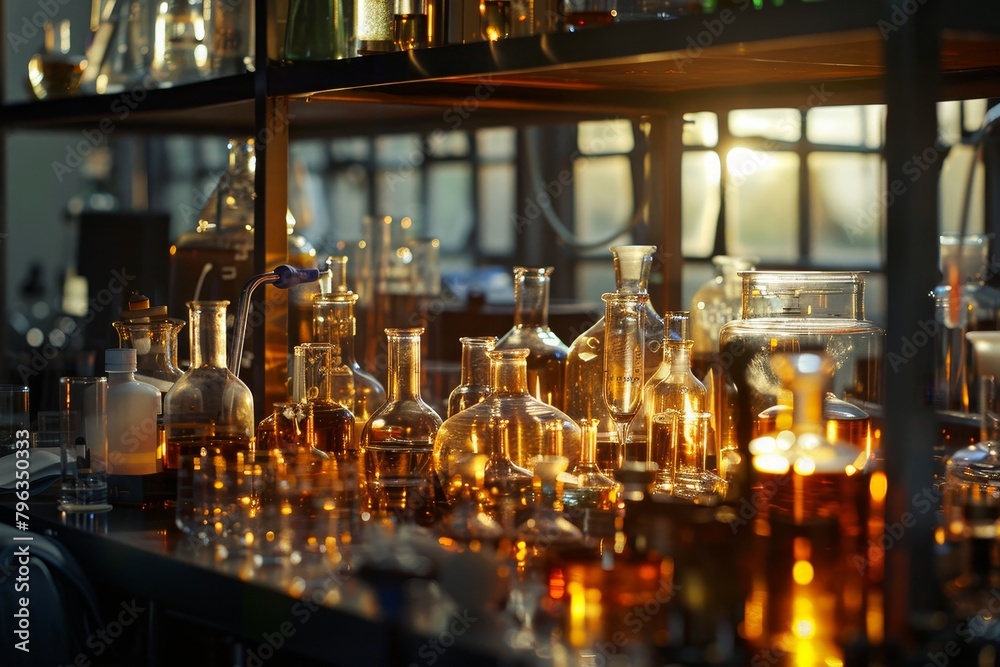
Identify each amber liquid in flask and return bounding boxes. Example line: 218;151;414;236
480;0;511;40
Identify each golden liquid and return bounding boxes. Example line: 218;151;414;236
480;0;511;40
393;14;429;50
28;56;85;99
756;409;872;458
311;401;356;461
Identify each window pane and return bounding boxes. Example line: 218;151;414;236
427;162;474;252
681;151;721;258
939;143;985;234
291;141;329;170
328;167;369;241
964;99;989;133
725;149;799;261
683;112;719;147
479;163;515;255
477;128;516;160
808;153;882;266
728;109;800;142
428;131;469;157
330;137;371;161
937;101;963;147
375;134;422;166
574;258;615;306
574;155;634;254
807;105;884;148
578;120;635;155
375;167;422;222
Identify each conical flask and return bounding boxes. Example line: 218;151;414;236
165;300;254;541
565;246;665;463
433;348;582;504
495;267;569;409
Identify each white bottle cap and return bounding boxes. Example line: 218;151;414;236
105;347;137;372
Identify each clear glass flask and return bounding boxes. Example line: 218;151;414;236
313;291;387;446
165;301;254;541
565;246;665;465
151;0;211;85
447;336;496;418
294;343;356;464
112;294;185;395
360;328;442;524
495;266;569;410
285;0;354;61
433;348;582;501
27;19;86;100
561;418;618;539
689;255;757;380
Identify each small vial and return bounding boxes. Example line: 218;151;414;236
480;0;511;41
394;0;430;50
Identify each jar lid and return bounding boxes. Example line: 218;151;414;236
120;292;170;321
105;347;137;372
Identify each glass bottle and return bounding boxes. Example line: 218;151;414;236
151;0;211;85
440;452;504;542
393;0;429;50
561;418;618;539
516;420;584;545
295;343;356;463
483;416;533;532
565;246;665;467
112;295;184;470
355;0;395;54
931;233;1000;413
212;0;255;75
641;313;707;481
689;255;757;381
746;352;869;665
27;20;86;100
719;271;884;499
495;266;569;410
313;292;387;446
360;328;441;524
164;301;254;540
433;348;582;501
447;336;497;417
285;0;353;61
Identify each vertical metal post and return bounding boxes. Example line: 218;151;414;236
647;110;682;313
882;0;940;649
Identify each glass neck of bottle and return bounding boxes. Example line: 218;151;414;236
490;357;530;395
668;341;693;374
580;420;598;464
791;377;825;436
314;299;359;366
461;341;492;385
514;269;552;328
296;345;335;404
491;419;512;461
386;331;422;400
188;302;228;369
612;246;655;295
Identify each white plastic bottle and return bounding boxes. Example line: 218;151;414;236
106;348;162;475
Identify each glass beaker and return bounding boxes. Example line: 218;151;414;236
27;20;86;100
565;246;665;468
294;343;356;463
165;301;254;541
718;271;884;498
112;296;185;394
495;267;569;410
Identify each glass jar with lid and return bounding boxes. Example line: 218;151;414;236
718;271;884;497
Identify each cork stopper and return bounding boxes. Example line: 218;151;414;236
120;292;169;321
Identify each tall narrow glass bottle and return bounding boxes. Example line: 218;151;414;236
165;301;254;540
360;328;442;523
313;292;387;447
495;266;569;410
447;336;496;417
565;246;665;466
641;312;707;479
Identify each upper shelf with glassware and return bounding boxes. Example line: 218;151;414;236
3;0;1000;133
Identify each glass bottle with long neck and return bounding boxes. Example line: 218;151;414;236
565;246;665;468
360;328;441;524
448;336;496;417
642;313;707;480
165;301;254;540
313;291;386;447
495;266;569;410
294;343;355;463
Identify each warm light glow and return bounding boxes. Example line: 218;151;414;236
793;457;816;476
754;452;791;474
550;568;565;600
792;560;814;585
869;471;887;503
568;581;587;648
